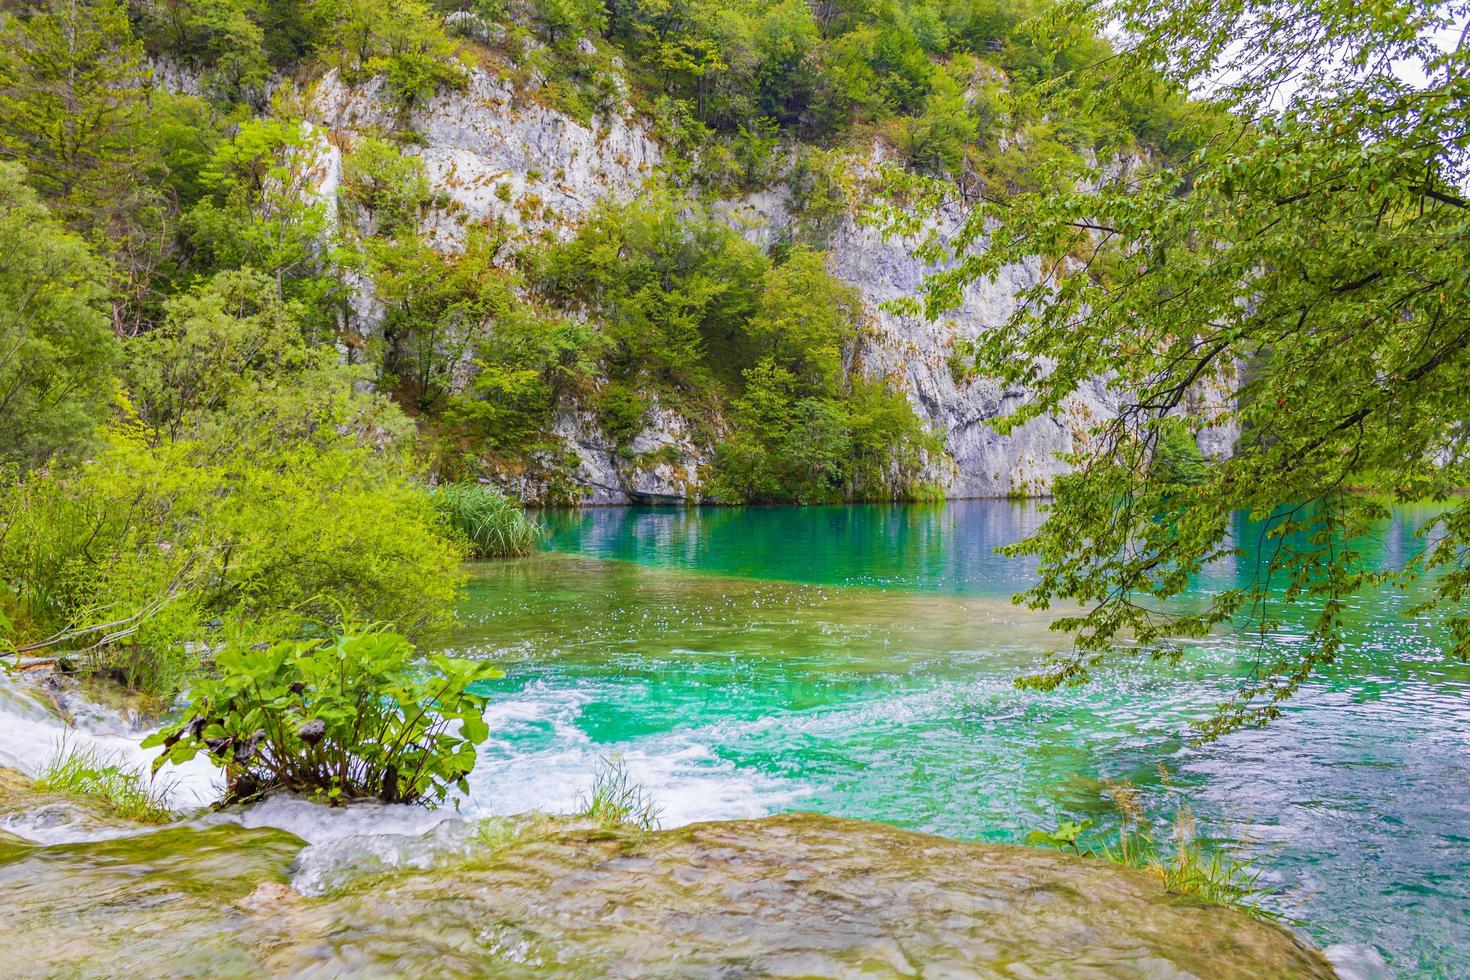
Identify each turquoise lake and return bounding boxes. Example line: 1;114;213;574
444;502;1470;977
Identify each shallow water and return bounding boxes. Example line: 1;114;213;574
445;501;1470;978
0;500;1463;976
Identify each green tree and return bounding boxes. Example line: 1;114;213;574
128;0;271;104
917;0;1470;733
0;0;150;226
897;63;979;177
123;268;311;441
747;245;859;392
0;163;118;468
532;0;606;46
368;231;511;413
339;134;439;239
316;0;467;111
0;0;176;329
186;115;332;302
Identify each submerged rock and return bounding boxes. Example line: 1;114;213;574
0;809;1330;978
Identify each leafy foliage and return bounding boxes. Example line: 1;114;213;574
317;0;467;110
0;271;462;694
909;0;1470;734
0;0;151;228
0;164;118;469
128;0;272;104
143;629;502;805
186;116;333;309
539;198;939;500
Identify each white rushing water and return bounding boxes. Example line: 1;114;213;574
0;672;795;892
0;675;220;807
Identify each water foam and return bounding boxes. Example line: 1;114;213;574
0;676;220;809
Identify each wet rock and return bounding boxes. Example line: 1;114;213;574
235;881;301;916
0;823;305;977
291;813;1332;977
0;811;1330;978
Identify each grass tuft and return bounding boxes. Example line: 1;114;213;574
576;756;660;831
34;742;175;824
1029;778;1272;919
431;482;543;558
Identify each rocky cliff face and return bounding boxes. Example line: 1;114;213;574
718;177;1124;499
305;66;1226;503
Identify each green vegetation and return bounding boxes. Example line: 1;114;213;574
576;756;661;831
537;196;937;501
0;269;465;695
0;164;117;468
143;628;502;804
34;743;175;823
1029;783;1268;918
0;0;1187;517
432;482;544;557
0;0;1276;813
912;0;1470;734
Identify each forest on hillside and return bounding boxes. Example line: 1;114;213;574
0;0;1195;690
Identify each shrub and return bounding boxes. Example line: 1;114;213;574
0;268;465;695
431;483;543;558
34;743;175;823
144;629;502;805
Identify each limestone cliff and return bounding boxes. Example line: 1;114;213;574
302;65;1227;503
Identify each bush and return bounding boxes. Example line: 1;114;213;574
34;743;175;824
431;483;543;558
144;629;502;805
2;270;464;695
0;432;466;694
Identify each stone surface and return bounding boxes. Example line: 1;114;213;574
0;806;1330;978
310;67;662;247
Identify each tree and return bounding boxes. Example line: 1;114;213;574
747;245;860;392
0;0;173;331
315;0;466;111
0;163;118;468
917;0;1470;734
128;0;271;104
0;0;150;224
532;0;606;47
187;115;332;302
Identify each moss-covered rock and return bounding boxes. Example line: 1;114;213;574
0;807;1331;977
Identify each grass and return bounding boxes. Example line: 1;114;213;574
431;482;543;558
33;742;175;824
576;756;661;831
1029;779;1272;919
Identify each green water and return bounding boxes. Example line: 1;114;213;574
447;502;1470;977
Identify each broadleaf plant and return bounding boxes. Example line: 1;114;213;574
144;629;502;805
